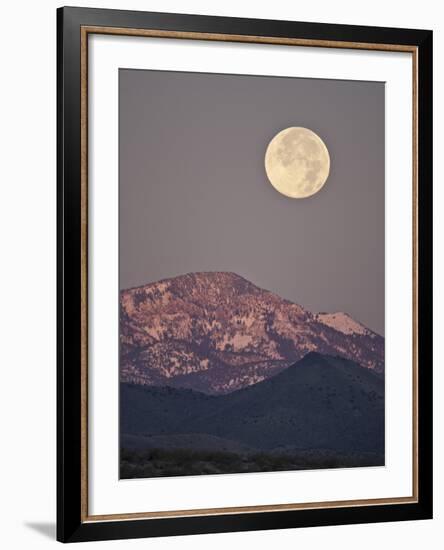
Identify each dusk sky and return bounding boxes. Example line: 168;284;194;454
119;69;385;335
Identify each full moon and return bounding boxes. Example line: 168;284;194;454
264;127;330;199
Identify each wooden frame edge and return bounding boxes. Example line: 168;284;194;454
80;25;89;523
82;25;418;53
78;24;421;527
83;496;418;523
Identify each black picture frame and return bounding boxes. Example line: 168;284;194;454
57;6;433;543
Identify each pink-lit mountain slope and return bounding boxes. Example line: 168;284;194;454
120;272;384;394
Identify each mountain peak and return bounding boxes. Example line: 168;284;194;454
315;311;372;336
125;271;260;297
299;351;328;363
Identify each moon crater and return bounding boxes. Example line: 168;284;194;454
265;127;330;199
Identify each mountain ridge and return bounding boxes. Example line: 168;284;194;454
120;271;384;394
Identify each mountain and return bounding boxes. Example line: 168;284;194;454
120;272;384;394
120;352;385;455
314;312;372;335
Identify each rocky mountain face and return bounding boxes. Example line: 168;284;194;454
120;272;384;394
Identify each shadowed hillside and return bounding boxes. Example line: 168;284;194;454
120;352;384;478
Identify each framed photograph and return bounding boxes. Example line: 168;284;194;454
57;6;433;543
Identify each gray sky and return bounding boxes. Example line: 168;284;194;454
119;69;385;335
